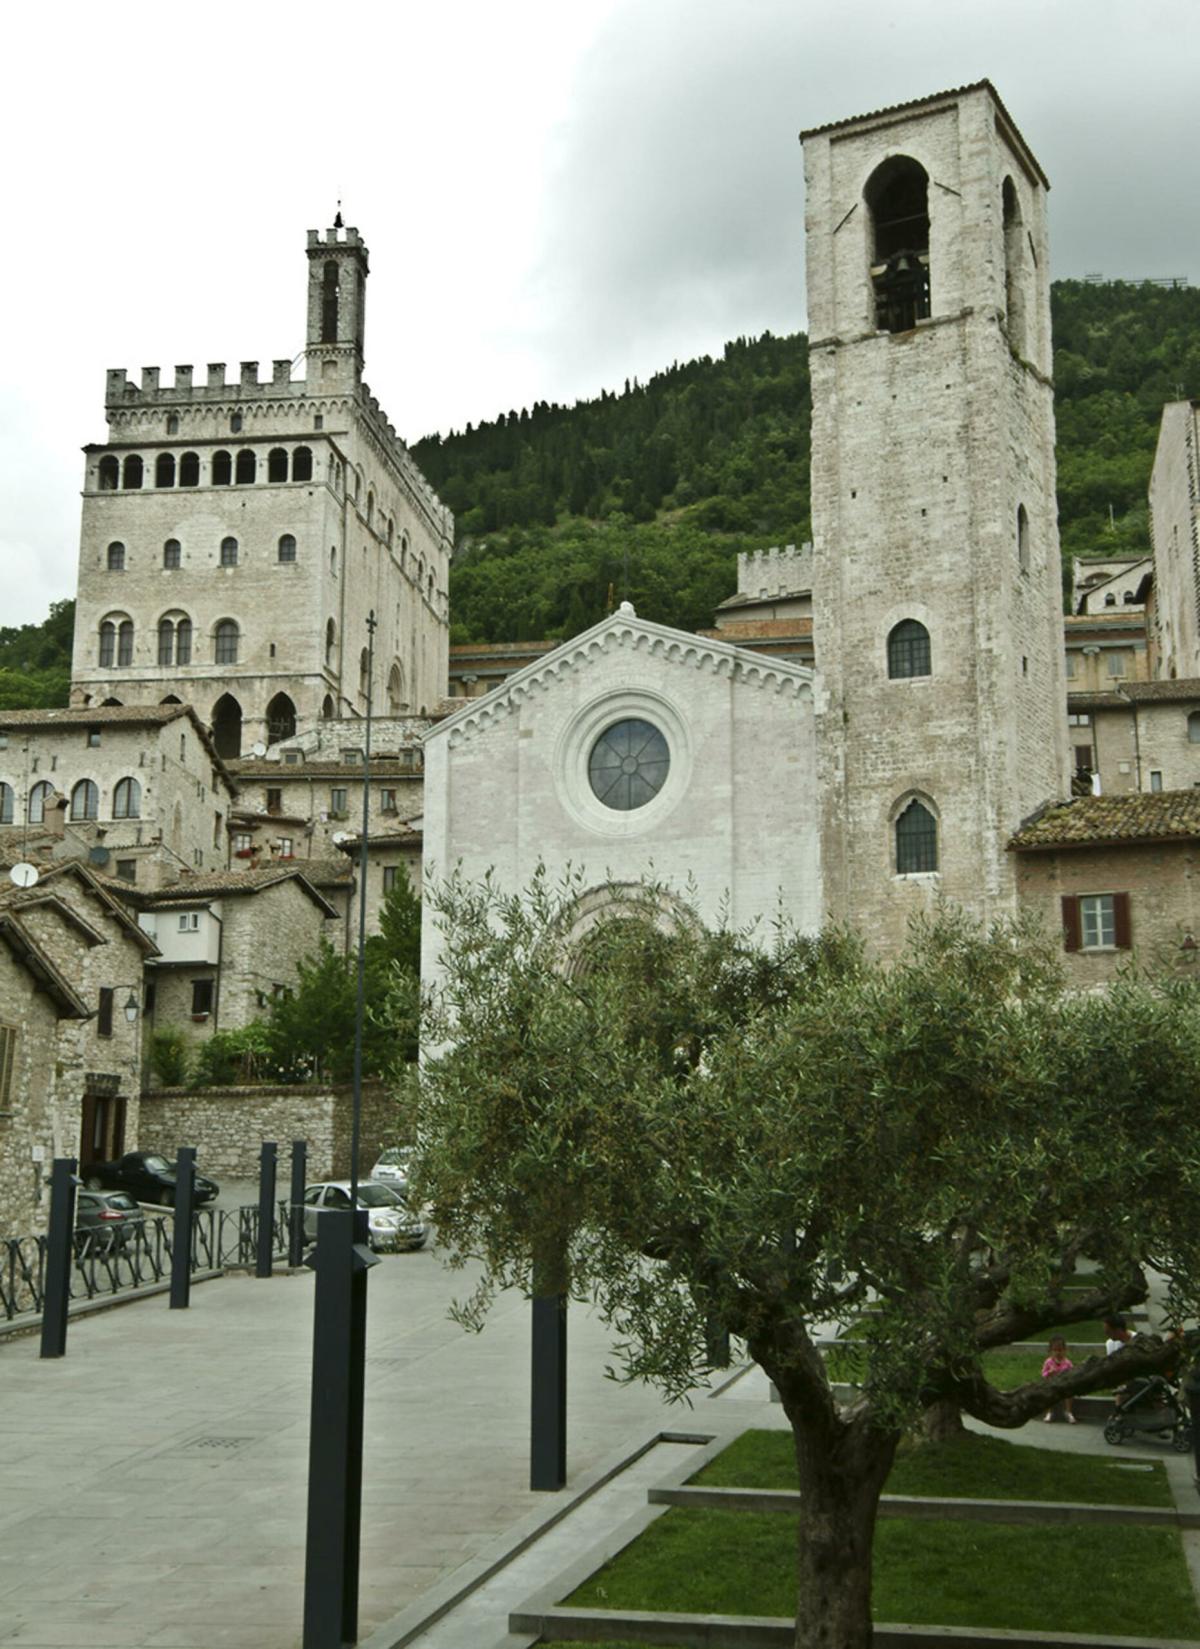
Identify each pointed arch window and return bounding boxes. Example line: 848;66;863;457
211;450;232;486
895;799;938;875
70;779;99;821
266;692;296;744
1002;177;1027;356
887;619;931;679
359;647;370;698
865;156;931;333
28;780;53;824
268;448;289;483
113;777;141;819
179;451;200;487
155;452;176;487
0;783;12;825
235;449;256;484
325;618;336;667
292;446;313;482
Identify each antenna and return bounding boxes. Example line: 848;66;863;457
251;741;267;757
9;862;39;889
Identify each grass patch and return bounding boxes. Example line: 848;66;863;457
690;1428;1172;1507
566;1508;1200;1637
824;1344;1123;1392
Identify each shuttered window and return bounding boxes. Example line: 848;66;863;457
0;1023;15;1107
1061;893;1131;952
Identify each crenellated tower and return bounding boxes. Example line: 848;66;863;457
802;81;1068;950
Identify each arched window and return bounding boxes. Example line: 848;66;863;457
268;447;289;483
325;618;336;666
212;450;232;486
220;536;239;567
865;156;931;333
211;693;242;759
160;694;182;705
266;692;296;744
359;647;370;698
98;620;116;668
0;783;12;825
100;697;123;707
366;490;375;528
277;534;297;563
179;450;200;487
117;619;134;666
230;412;243;434
176;617;192;665
27;781;53;824
386;517;394;547
158;617;176;666
98;455;119;490
1188;712;1200;745
122;455;143;489
106;542;125;571
166;414;179;435
387;662;405;713
163;539;181;569
214;620;239;665
70;779;99;821
896;798;938;875
235;449;256;484
322;694;335;719
292;446;313;482
330;545;337;576
1002;177;1027;356
887;619;931;680
113;777;141;819
155;452;176;488
322;260;339;343
427;571;435;600
1017;504;1030;574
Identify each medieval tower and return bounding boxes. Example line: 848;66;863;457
71;224;453;758
802;82;1068;948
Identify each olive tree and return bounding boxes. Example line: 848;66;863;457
407;869;1200;1649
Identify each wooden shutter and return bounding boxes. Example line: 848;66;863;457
1113;892;1133;950
97;987;114;1038
1061;895;1081;953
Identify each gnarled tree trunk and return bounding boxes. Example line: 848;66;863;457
922;1396;965;1442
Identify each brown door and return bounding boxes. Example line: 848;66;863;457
79;1095;128;1167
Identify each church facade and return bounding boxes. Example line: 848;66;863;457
71;225;453;758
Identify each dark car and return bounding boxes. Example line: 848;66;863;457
74;1189;146;1253
84;1152;219;1207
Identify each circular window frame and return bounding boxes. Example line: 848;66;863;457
555;688;691;838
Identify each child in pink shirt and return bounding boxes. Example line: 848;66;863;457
1041;1335;1076;1423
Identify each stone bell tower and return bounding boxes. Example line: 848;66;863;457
305;221;369;393
802;81;1068;951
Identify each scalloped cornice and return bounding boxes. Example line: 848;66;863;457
429;608;815;749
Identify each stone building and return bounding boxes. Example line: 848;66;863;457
70;223;453;757
803;82;1068;951
1066;680;1200;796
1148;400;1200;681
0;705;235;889
1009;790;1200;986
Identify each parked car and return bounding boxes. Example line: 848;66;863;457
302;1180;427;1253
74;1189;146;1253
369;1146;415;1194
84;1152;219;1207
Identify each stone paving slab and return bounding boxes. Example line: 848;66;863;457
0;1244;699;1649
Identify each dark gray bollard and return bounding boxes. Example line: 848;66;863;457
530;1289;568;1490
289;1139;308;1269
40;1158;77;1358
169;1147;196;1309
256;1141;277;1278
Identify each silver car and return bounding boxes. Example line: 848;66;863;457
301;1179;427;1253
369;1146;415;1194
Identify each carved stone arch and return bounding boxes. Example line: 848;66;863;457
890;789;940;876
864;154;930;332
266;691;297;744
387;660;406;713
557;881;699;980
1001;175;1028;356
211;693;243;760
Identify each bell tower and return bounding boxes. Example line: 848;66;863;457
305;221;369;392
802;82;1068;950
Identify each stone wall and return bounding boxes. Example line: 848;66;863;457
1149;402;1200;681
137;1079;405;1181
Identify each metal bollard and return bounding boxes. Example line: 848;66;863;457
256;1141;277;1278
530;1288;568;1491
40;1158;77;1358
169;1147;196;1309
289;1139;308;1269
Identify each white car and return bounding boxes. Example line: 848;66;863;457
301;1179;427;1252
369;1147;415;1194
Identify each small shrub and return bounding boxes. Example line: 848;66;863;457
149;1027;190;1087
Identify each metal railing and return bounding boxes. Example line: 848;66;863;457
1;1201;291;1326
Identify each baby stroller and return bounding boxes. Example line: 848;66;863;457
1103;1374;1192;1452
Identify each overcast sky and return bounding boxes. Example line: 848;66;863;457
2;0;1197;628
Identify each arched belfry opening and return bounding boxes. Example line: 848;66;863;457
211;694;243;760
321;262;339;343
865;156;931;333
266;692;297;745
1002;177;1027;356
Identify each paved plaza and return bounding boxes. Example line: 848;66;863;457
0;1245;712;1648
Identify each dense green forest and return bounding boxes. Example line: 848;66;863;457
6;278;1198;693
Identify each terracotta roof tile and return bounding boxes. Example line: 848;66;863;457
1009;790;1200;851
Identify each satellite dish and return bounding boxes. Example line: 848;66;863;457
331;830;350;846
9;863;39;889
251;741;267;757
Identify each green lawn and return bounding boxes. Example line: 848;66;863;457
824;1344;1123;1392
690;1428;1172;1507
566;1508;1200;1637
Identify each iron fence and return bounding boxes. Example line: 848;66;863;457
0;1200;291;1326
